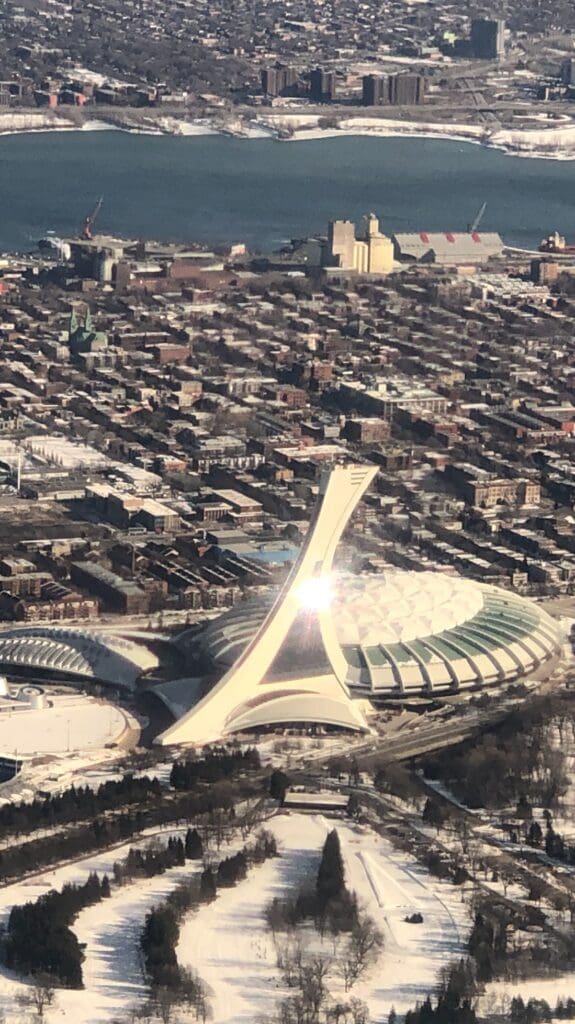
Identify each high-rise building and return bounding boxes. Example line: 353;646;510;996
362;75;386;106
390;74;426;104
309;68;337;103
470;18;505;59
362;74;426;106
261;65;298;98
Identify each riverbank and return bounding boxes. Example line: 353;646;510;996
2;108;575;161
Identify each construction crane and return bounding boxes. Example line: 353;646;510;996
80;196;103;240
467;202;487;234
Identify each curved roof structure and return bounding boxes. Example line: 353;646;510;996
0;627;158;687
198;570;560;696
156;464;562;747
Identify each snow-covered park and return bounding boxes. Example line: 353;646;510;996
0;812;471;1024
177;813;469;1023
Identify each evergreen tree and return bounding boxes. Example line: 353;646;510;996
527;821;543;847
269;769;290;802
422;798;445;829
200;867;216;901
316;829;345;910
185;828;204;860
516;795;533;819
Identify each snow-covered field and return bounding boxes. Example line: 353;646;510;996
178;813;470;1023
0;695;135;757
0;811;470;1024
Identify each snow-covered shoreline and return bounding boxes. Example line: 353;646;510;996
2;109;575;161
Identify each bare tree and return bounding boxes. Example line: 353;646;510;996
349;998;370;1024
340;915;383;990
31;977;56;1019
179;967;211;1022
265;897;288;936
152;986;178;1024
299;956;331;1016
276;937;305;988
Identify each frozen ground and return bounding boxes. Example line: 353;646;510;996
0;694;135;757
483;975;575;1014
177;812;470;1023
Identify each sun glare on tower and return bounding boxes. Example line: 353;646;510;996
296;575;333;612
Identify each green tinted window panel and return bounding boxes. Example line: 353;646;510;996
364;645;388;666
343;645;363;669
470;610;532;640
404;639;434;663
446;629;489;657
457;623;509;652
425;635;472;662
485;599;539;627
386;643;418;664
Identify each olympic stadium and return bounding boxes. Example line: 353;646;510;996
0;465;561;749
191;570;560;699
155;464;563;746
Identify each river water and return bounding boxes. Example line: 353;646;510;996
1;130;575;252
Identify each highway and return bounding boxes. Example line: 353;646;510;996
295;702;513;776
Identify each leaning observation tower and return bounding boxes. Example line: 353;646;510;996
157;463;377;745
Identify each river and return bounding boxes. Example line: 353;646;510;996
1;130;575;252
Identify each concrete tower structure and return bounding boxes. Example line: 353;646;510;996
327;220;356;271
360;213;395;274
325;214;394;275
157;462;377;746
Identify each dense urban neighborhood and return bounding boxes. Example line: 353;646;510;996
0;0;573;1022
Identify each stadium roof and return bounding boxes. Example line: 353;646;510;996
197;570;560;696
0;627;158;687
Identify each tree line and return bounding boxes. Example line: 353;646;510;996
0;745;262;850
4;825;214;988
0;778;256;884
521;811;575;868
4;872;110;988
510;996;575;1024
0;774;162;840
170;746;261;790
422;698;569;811
113;829;205;885
467;900;556;984
140;828;278;1021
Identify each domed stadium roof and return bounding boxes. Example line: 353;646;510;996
195;569;561;696
0;627;158;687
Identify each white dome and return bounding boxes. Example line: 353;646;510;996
331;572;484;647
194;568;561;697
